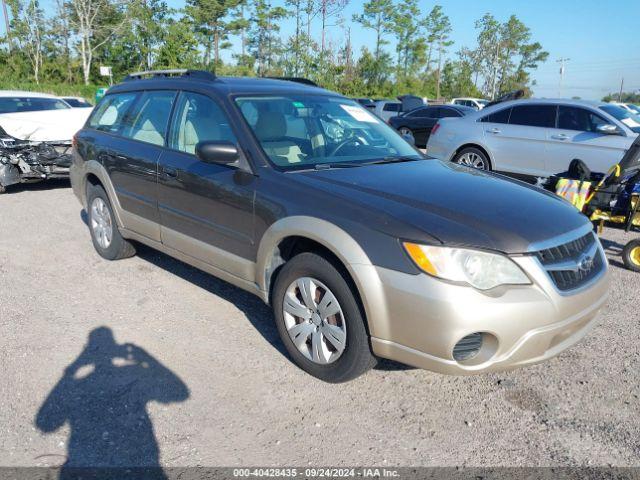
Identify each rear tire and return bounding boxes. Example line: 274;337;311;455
86;183;136;260
622;240;640;272
272;252;377;383
453;147;491;171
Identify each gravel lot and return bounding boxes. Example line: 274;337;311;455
0;181;639;468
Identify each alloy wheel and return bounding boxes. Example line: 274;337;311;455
457;151;488;170
90;197;113;249
282;277;347;365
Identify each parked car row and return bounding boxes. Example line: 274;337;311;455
388;104;475;148
424;98;639;178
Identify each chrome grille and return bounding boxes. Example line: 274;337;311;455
535;232;604;292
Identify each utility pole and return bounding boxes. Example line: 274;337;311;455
618;78;624;101
490;42;500;100
2;0;11;53
556;57;570;97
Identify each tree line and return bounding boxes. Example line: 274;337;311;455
1;0;549;100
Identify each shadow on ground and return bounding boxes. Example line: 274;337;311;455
35;327;189;479
3;178;71;194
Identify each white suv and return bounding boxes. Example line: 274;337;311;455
450;97;489;110
427;99;640;177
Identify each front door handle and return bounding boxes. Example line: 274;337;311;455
488;128;501;134
551;134;569;141
162;166;178;178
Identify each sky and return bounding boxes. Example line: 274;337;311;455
26;0;640;99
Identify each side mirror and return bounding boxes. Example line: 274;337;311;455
195;141;239;165
596;124;621;135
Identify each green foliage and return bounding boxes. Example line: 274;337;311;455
0;0;549;100
0;80;98;100
602;92;640;103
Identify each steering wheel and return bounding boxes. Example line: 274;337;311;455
328;137;361;157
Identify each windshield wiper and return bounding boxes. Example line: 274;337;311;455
314;162;365;170
367;155;423;165
313;156;422;170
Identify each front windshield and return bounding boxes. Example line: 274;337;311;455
599;104;640;133
235;95;421;170
0;96;71;114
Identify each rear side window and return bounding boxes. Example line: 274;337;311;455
88;93;138;133
438;108;462;118
121;91;176;146
169;92;237;155
481;108;511;124
509;105;556;128
383;103;401;112
557;106;612;132
407;107;434;118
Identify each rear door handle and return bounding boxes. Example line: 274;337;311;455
551;134;569;141
488;128;501;134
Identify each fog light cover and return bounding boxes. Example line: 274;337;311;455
453;333;483;361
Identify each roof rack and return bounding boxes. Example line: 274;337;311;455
265;76;319;87
123;69;217;82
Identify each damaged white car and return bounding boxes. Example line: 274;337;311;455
0;91;92;193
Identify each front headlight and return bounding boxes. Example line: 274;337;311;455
403;242;531;290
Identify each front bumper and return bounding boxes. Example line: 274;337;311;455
358;251;610;375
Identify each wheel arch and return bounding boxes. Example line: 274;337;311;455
256;216;388;336
452;143;493;169
80;160;126;228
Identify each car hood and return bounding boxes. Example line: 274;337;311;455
0;108;91;142
297;159;589;254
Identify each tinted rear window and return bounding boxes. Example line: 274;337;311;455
438;107;462;118
509;105;556;128
481;108;511;124
383;103;401;112
407;107;434;118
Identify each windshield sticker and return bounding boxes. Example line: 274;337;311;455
621;117;640;128
293;101;305;108
340;104;378;123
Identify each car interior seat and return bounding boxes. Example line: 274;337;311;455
131;98;172;146
255;111;306;164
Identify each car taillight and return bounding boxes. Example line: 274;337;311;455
431;122;440;135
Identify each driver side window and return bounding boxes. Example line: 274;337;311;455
169;92;237;155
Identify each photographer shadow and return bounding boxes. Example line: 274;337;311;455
35;327;189;479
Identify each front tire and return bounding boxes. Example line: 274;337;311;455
622;240;640;272
86;183;136;260
272;252;376;383
453;147;491;171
